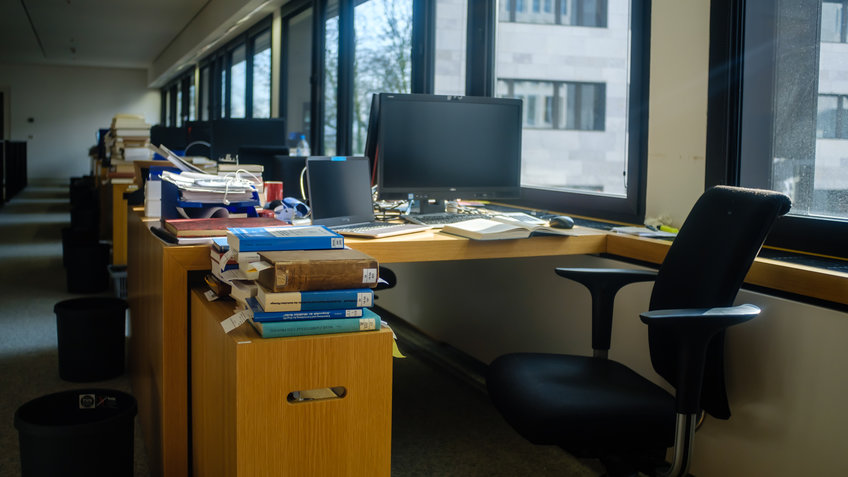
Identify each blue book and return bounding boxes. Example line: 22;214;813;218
256;285;374;312
248;308;381;338
226;225;344;252
246;297;365;322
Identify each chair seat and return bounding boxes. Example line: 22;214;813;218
486;353;676;451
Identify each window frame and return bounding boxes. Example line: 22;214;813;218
160;69;196;126
197;15;274;120
706;0;848;260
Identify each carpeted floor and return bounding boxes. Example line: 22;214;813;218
0;178;600;476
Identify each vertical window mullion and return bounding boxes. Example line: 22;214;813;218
246;33;255;118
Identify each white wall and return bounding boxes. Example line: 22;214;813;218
0;63;159;179
374;2;847;476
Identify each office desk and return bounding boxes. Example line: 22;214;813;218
127;210;848;477
126;211;607;477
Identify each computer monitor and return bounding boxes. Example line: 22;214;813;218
150;125;187;151
209;118;286;162
371;93;523;213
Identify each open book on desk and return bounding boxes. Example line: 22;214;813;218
441;216;599;240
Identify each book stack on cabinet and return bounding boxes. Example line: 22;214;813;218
210;224;382;338
106;114;152;175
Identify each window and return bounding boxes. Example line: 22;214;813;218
199;66;210;121
196;16;272;120
252;30;273;118
434;0;467;95
282;4;314;146
822;0;847;43
352;0;414;154
230;44;247;118
496;0;642;207
160;70;196;126
817;94;848;138
707;0;848;258
500;0;608;27
324;0;340;156
498;79;605;130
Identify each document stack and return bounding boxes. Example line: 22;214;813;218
108;114;151;162
211;225;382;338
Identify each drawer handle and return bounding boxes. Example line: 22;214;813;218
287;386;347;403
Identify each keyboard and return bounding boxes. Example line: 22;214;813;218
331;221;432;238
402;212;492;227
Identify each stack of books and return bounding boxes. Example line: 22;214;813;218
104;114;152;178
210;224;382;338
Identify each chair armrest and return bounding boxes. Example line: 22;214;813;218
555;268;657;353
640;304;760;414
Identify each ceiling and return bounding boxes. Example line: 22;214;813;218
0;0;210;70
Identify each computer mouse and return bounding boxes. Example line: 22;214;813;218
548;215;574;229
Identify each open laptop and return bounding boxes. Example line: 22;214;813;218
306;156;431;238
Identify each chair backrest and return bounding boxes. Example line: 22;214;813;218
647;186;791;419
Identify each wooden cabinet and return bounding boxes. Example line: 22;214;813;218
190;289;393;476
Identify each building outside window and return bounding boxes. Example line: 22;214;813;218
434;0;467;96
822;0;847;43
496;0;627;195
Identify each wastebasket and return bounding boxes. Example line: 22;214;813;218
54;297;128;382
64;241;110;293
14;388;137;477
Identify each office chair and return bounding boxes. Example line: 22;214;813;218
486;186;791;477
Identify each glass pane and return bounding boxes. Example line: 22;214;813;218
200;67;209;121
286;8;313;145
220;65;227;118
324;0;339;156
353;0;413;155
230;45;247;118
188;82;196;121
435;0;467;95
252;30;272;118
749;1;848;219
164;90;171;126
497;0;629;196
176;88;183;127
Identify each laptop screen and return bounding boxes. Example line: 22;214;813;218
306;156;375;227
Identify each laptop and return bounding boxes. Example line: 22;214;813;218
306;156;431;238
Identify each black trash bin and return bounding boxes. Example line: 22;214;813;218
61;226;98;268
54;297;128;382
64;241;110;293
14;389;137;477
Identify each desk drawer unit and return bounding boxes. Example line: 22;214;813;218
190;289;393;476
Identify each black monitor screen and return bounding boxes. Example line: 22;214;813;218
374;93;522;202
210;118;286;162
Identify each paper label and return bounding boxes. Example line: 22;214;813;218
221;310;251;333
331;237;344;248
204;289;219;301
359;318;377;331
346;309;364;317
251;261;272;272
362;268;378;283
357;292;373;307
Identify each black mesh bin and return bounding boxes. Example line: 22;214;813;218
54;297;128;382
14;389;137;477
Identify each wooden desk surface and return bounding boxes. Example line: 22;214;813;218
127;211;848;477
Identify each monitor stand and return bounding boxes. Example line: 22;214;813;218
411;199;447;215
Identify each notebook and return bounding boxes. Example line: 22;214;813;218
305;156;431;238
